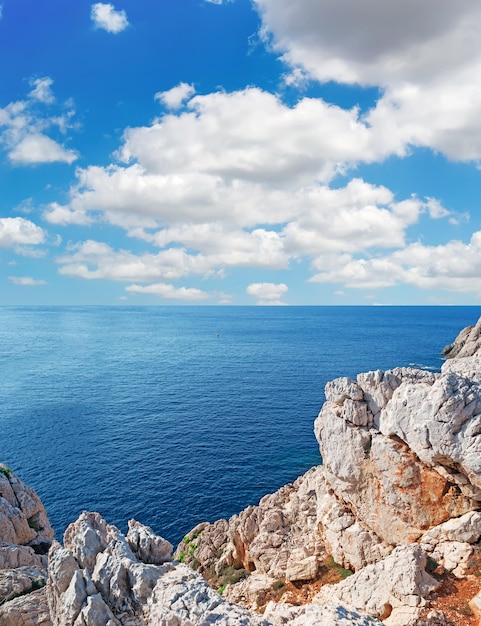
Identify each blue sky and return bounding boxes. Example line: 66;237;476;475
1;0;481;305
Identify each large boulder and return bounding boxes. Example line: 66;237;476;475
315;361;481;545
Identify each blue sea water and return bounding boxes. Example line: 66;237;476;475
0;305;479;545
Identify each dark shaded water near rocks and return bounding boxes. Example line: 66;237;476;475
1;306;478;544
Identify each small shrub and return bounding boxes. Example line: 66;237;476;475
426;557;439;573
272;580;285;591
324;556;353;579
178;551;186;563
189;543;197;557
31;579;46;591
218;583;227;595
0;467;11;477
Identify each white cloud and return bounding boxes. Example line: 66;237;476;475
0;217;45;248
282;179;424;256
309;231;481;297
155;83;196;109
254;0;481;163
125;283;209;300
43;70;475;301
8;276;46;286
91;3;129;33
9;134;77;164
119;89;375;185
57;240;203;282
48;85;455;292
254;0;481;86
0;80;78;165
44;202;92;226
246;282;288;305
28;77;55;104
425;198;451;220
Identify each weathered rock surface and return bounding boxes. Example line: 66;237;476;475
47;511;275;626
0;587;52;625
315;365;480;545
0;465;53;549
420;510;481;576
0;465;54;625
263;601;382;625
314;545;440;619
443;316;481;359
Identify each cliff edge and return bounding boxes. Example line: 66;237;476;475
2;319;481;625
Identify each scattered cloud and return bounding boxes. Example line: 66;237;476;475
0;217;45;248
246;282;288;305
47;84;465;299
24;0;481;302
28;77;55;104
0;80;78;165
155;83;196;110
8;276;46;286
91;3;129;33
125;283;210;300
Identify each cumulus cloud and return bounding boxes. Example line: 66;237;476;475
57;240;206;282
155;83;196;110
246;282;288;305
254;0;481;86
91;3;129;33
9;134;77;164
0;79;78;165
47;83;463;297
254;0;481;164
309;231;481;297
8;276;46;286
0;217;45;248
125;283;209;300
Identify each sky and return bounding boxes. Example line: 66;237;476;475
1;0;481;306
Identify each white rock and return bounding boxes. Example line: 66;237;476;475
264;601;383;625
314;546;440;618
126;519;173;565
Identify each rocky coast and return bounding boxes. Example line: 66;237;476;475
2;317;481;625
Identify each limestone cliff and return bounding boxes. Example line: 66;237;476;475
3;318;481;625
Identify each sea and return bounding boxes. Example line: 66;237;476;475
1;305;479;545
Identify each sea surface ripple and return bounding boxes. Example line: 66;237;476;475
0;305;478;544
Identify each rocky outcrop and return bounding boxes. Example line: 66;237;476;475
0;465;53;551
0;464;54;625
46;511;277;625
316;361;481;545
442;316;481;359
314;545;440;622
